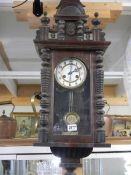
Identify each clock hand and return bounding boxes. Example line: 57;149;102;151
68;67;81;75
69;64;73;82
72;67;81;73
68;64;73;75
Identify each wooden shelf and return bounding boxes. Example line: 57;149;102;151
0;138;37;146
13;1;122;29
106;137;131;144
0;137;131;146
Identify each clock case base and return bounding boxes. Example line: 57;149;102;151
34;142;110;148
34;143;110;175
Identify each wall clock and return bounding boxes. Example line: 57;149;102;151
34;0;110;174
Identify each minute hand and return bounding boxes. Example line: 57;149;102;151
68;67;81;75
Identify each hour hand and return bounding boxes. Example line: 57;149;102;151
68;71;72;75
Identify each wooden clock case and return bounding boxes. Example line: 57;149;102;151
34;0;110;174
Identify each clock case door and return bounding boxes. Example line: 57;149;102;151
50;50;95;144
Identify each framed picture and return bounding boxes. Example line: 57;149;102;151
13;112;39;138
105;115;131;137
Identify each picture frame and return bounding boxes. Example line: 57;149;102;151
13;112;39;138
105;115;131;137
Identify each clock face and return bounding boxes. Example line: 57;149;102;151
54;58;87;89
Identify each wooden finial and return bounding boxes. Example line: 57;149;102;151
92;12;101;28
41;11;50;26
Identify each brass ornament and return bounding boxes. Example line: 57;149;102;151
64;112;80;125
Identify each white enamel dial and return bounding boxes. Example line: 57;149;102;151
54;58;87;89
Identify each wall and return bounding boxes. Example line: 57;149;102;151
0;84;131;116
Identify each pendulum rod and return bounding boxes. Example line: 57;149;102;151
69;90;74;112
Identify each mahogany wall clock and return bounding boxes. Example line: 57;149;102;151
34;0;110;174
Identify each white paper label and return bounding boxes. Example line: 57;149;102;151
67;124;77;132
